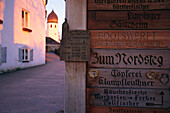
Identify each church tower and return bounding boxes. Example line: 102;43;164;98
47;10;60;42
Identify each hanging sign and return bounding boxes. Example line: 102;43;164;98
60;20;90;61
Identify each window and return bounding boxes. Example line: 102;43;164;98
22;49;29;61
22;10;30;27
19;47;33;62
55;25;56;28
0;19;3;24
22;9;32;32
50;24;52;28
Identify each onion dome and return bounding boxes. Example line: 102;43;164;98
47;10;58;23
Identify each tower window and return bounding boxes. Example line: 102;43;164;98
55;25;56;28
50;24;52;28
22;9;30;27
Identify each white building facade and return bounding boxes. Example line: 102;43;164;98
0;0;47;72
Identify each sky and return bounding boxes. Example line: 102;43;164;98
46;0;66;39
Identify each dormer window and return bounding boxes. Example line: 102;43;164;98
22;9;32;32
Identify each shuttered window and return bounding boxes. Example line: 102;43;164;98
19;48;33;62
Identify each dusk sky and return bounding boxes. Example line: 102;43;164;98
46;0;65;38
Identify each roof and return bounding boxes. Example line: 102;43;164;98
46;37;60;44
47;10;58;23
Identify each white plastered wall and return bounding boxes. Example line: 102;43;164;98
47;22;60;42
0;0;46;71
0;0;5;64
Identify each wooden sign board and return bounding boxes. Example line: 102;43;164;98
87;68;170;110
88;0;170;10
90;30;170;49
86;106;169;113
88;11;170;30
60;30;90;61
89;49;170;69
86;0;170;113
87;88;169;108
87;68;170;88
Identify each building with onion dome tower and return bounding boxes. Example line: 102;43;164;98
47;10;60;43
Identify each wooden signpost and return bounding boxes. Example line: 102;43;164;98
88;11;170;30
86;0;170;113
88;0;170;11
60;20;90;61
89;49;170;69
90;30;170;49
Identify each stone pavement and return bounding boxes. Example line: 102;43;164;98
0;53;65;113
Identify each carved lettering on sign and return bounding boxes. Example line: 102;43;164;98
89;49;170;69
87;0;170;112
91;52;163;67
87;68;170;110
86;106;169;113
88;0;170;10
87;88;169;108
87;69;170;88
88;11;170;30
90;30;170;49
60;19;91;61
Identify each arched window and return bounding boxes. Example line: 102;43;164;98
50;24;52;28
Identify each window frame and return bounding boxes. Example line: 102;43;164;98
19;47;33;63
22;9;32;32
22;9;30;28
22;48;30;62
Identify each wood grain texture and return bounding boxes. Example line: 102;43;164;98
65;62;86;113
87;88;170;108
88;11;170;30
88;49;170;69
87;68;170;88
86;106;169;113
88;0;170;10
60;36;90;61
90;30;170;49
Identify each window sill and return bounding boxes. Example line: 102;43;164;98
0;19;3;24
22;60;30;63
22;27;32;32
